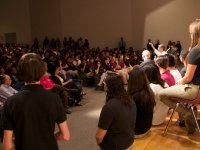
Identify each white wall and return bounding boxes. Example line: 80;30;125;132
29;0;62;44
143;0;200;50
0;0;31;44
60;0;134;49
0;0;199;50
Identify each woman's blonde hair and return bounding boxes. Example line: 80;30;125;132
189;19;200;50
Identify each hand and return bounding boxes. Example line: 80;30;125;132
149;42;153;47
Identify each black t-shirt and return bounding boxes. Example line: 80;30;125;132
133;92;154;135
2;84;66;150
98;98;136;150
188;45;200;85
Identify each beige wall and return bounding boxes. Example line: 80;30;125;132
0;0;31;44
60;0;134;49
0;0;199;50
29;0;62;44
142;0;200;50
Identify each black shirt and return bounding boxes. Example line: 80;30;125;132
2;84;66;150
188;45;200;85
98;98;136;150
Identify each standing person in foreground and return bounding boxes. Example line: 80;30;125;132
96;73;136;150
159;19;200;134
2;53;70;150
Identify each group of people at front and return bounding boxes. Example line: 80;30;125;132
96;19;200;150
0;19;199;150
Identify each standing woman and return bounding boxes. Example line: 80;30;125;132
159;19;200;134
128;65;155;138
96;74;136;150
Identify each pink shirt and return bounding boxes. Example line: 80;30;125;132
40;75;55;89
161;70;175;87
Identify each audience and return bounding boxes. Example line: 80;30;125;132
0;33;194;148
179;50;189;77
149;42;167;57
167;54;182;83
96;73;136;149
143;64;169;126
140;50;155;68
0;74;18;99
128;65;155;138
159;19;200;134
155;55;175;87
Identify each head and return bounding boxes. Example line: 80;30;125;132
142;50;151;60
179;50;189;65
189;19;200;49
9;66;17;75
0;66;5;75
0;74;12;86
105;73;132;105
167;54;177;68
158;44;165;52
128;65;149;95
17;53;45;83
155;55;169;70
143;64;165;88
128;65;155;106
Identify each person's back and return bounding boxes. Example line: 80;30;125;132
128;65;155;138
133;91;154;135
167;54;182;83
4;85;65;150
96;74;136;150
2;53;70;150
155;56;175;87
161;70;175;86
99;98;136;150
170;69;182;82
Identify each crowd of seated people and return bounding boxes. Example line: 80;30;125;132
1;35;196;142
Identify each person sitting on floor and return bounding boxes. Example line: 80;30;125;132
128;65;155;138
143;64;169;126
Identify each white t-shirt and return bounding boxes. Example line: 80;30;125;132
154;49;167;56
0;84;18;99
150;83;169;125
170;69;182;83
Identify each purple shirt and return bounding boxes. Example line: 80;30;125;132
161;70;175;87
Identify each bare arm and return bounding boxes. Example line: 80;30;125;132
62;79;73;86
149;43;156;51
177;64;197;84
3;130;14;150
55;121;70;141
149;43;160;56
95;128;107;145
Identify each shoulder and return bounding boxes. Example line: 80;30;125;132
188;45;200;62
105;98;123;109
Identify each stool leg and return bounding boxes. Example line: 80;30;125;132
164;103;180;136
191;106;200;133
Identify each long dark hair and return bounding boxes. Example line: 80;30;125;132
142;64;165;88
128;65;155;106
105;73;132;106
